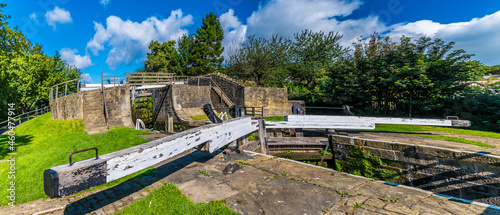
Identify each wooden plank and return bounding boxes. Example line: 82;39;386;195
44;117;257;198
265;121;376;130
258;119;268;155
285;115;470;127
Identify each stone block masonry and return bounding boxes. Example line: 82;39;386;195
50;86;134;134
330;135;500;206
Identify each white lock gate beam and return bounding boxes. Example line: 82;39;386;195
44;117;257;198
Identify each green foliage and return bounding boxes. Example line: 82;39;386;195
0;5;80;121
336;189;349;197
190;12;224;75
200;170;209;176
116;183;237;215
381;197;400;203
0;113;150;205
368;124;500;139
133;97;154;126
335;147;400;182
143;40;183;75
250;116;285;121
173;124;188;132
226;35;292;87
177;34;195;76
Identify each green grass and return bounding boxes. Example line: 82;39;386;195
189;114;209;120
410;134;494;148
360;124;499;148
0;113;151;206
251;116;285;121
368;124;500;139
116;183;237;215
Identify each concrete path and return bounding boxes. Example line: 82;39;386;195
1;150;499;214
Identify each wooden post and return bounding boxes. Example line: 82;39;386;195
252;107;255;116
295;128;303;137
258;118;268;154
56;86;58;99
327;135;335;169
166;114;173;133
276;129;283;137
77;80;80;93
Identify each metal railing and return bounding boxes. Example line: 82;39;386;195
50;78;83;101
0;106;51;130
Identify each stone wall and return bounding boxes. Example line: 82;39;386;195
330;135;500;206
244;87;289;117
50;92;84;120
50;86;133;133
104;86;134;128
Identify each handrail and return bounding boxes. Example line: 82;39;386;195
0;106;51;129
208;77;235;106
50;78;83;101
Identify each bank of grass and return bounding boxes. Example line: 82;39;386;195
363;124;498;148
190;114;209;120
251;116;285;121
116;183;237;215
0;113;151;206
370;124;500;139
410;134;494;148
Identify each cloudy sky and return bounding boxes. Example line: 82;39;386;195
5;0;500;83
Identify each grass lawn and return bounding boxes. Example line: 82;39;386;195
189;114;209;120
251;116;285;121
0;113;151;206
116;183;237;215
363;124;498;148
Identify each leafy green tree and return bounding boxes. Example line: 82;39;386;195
189;12;224;75
144;40;182;75
227;35;292;87
288;30;344;103
177;34;195;76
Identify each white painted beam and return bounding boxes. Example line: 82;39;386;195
285;115;470;127
265;121;375;130
44;117;257;198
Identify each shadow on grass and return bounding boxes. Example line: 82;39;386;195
0;134;34;158
63;150;221;214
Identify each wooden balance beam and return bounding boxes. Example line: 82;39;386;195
285;115;471;127
44;117;257;198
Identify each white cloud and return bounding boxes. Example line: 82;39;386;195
387;11;500;65
60;48;93;69
86;9;193;70
244;0;385;47
81;73;93;84
100;0;110;6
220;9;247;57
29;12;37;21
45;7;72;29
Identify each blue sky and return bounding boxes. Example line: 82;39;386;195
4;0;500;83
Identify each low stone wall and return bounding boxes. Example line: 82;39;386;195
244;87;289;117
50;92;84;120
50;86;134;132
104;86;134;128
330;135;500;206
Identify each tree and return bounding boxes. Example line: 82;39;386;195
227;35;292;87
189;12;224;75
143;40;182;75
177;34;195;76
288;30;345;103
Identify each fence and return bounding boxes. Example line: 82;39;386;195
0;106;51;130
49;78;83;101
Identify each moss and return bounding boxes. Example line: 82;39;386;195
335;146;400;182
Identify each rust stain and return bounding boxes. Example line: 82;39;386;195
229;132;232;136
169;152;172;156
138;148;144;153
153;155;157;159
114;164;119;168
159;153;163;157
124;165;133;170
195;137;201;142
